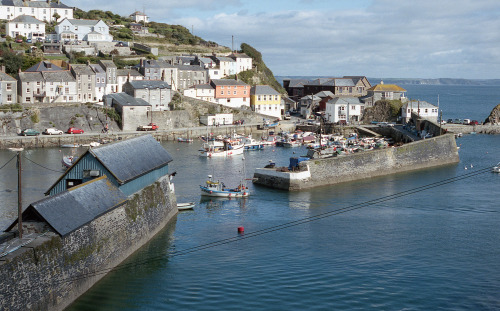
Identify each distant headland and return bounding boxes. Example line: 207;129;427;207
276;77;500;86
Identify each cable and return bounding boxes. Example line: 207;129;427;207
32;164;496;289
22;155;63;173
0;154;17;170
2;164;495;295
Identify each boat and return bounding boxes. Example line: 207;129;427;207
177;202;195;210
283;140;301;148
200;175;250;197
81;142;100;147
243;136;264;150
199;139;244;157
62;155;78;168
493;163;500;173
61;143;81;148
177;137;194;143
8;147;24;152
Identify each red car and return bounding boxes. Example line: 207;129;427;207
67;127;84;134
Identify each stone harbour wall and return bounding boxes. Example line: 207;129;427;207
0;175;177;311
254;133;460;191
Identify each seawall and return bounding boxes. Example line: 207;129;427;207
0;175;177;311
254;133;460;191
0;123;296;149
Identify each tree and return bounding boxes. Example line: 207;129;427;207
52;12;61;23
1;50;23;74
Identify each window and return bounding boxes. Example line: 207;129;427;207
26;88;30;93
26;97;31;102
263;95;267;101
221;86;224;89
244;90;247;95
65;87;69;93
233;91;236;95
275;95;278;100
258;95;261;101
221;91;224;95
7;94;12;102
6;84;11;90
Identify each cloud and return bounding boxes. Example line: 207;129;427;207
65;0;500;78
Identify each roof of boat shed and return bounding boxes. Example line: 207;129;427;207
90;135;173;184
13;176;128;237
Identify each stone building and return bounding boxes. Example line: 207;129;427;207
122;80;172;111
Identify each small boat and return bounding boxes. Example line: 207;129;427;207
177;137;194;143
493;162;500;173
62;155;78;168
283;140;301;148
81;142;100;147
243;136;264;150
199;139;244;157
8;147;24;152
200;175;249;198
177;202;195;210
61;143;81;148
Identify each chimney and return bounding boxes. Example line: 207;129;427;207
140;59;144;67
127;72;131;82
0;65;5;73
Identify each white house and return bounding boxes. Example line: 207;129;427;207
6;15;45;41
0;0;73;22
325;97;364;124
200;113;233;126
129;11;149;24
231;53;253;73
55;19;113;42
183;84;216;103
402;100;438;123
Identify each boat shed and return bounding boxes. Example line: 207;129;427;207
45;135;173;197
7;176;128;237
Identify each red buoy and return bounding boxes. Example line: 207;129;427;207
238;226;244;233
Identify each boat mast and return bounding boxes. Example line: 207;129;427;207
17;151;23;238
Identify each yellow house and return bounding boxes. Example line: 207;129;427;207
250;85;282;119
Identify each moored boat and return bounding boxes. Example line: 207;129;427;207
199;139;244;157
177;202;195;210
493;162;500;173
200;175;249;197
62;155;78;168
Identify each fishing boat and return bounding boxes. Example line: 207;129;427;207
8;147;24;152
61;143;81;148
283;139;301;148
200;175;249;197
177;202;195;210
199;139;244;157
493;162;500;173
62;155;78;168
177;137;194;143
243;135;264;150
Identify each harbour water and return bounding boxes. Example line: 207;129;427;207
1;84;500;310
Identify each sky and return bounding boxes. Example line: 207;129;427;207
65;0;500;79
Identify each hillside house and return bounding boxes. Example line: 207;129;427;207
210;79;250;108
0;0;73;22
183;84;216;103
6;15;45;41
122;80;172;111
402;100;438;123
363;82;408;107
250;85;282;119
325;97;364;124
55;18;113;42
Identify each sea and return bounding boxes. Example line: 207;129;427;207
1;84;500;310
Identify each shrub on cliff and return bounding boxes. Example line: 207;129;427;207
362;99;403;123
484;103;500;124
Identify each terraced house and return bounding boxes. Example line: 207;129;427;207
210;79;250;108
250;85;282;119
303;76;372;97
0;0;73;22
0;68;17;105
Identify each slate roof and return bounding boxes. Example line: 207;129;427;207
231;53;251;59
99;60;117;68
89;135;173;184
215;56;235;62
116;69;143;77
189;83;214;90
287;79;309;88
1;0;72;8
327;96;362;106
174;65;206;72
65;19;100;27
106;92;150;106
0;71;16;82
141;59;173;69
403;100;437;109
18;71;43;82
9;15;44;24
251;85;280;95
368;83;406;92
210;79;248;86
25;61;63;72
12;176;128;237
335;79;355;87
71;64;95;75
128;80;171;89
315;91;335;98
42;71;75;83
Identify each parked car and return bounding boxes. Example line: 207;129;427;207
26;39;32;43
21;129;40;136
283;112;291;120
67;127;84;134
463;119;471;125
43;128;63;135
447;119;453;123
440;120;447;125
470;120;479;125
453;119;462;124
15;38;23;43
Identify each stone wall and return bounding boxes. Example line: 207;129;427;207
254;133;460;190
0;175;177;311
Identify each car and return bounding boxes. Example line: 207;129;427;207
453;119;462;124
21;129;40;136
15;38;23;43
283;112;291;120
463;119;471;125
43;128;63;135
470;120;479;125
440;120;447;125
67;127;84;134
447;119;453;123
26;39;32;43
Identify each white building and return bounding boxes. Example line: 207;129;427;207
402;100;439;123
200;113;233;126
55;19;113;42
183;84;216;103
0;0;73;22
325;96;364;124
6;15;45;41
231;53;253;73
129;11;149;23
